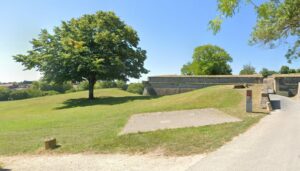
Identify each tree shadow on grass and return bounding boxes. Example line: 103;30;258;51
55;95;158;110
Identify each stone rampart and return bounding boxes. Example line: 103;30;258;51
143;75;264;96
273;74;300;97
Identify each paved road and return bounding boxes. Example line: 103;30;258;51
188;95;300;171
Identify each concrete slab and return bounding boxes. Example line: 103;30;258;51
120;108;241;134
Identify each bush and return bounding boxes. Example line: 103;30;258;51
27;89;43;97
127;83;144;95
39;81;73;93
9;90;30;100
42;90;60;96
0;87;11;101
97;81;117;89
116;80;127;90
77;81;89;90
65;89;76;93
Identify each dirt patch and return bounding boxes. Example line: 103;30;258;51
0;153;204;171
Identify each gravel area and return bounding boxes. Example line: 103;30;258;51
0;153;204;171
120;108;241;134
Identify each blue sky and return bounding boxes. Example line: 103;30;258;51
0;0;298;82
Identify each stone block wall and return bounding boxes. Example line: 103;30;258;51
273;75;300;97
143;75;264;96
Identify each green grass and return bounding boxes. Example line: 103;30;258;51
0;86;264;156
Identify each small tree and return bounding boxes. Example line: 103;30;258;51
181;44;232;75
239;64;256;75
260;68;277;77
14;11;148;99
280;66;290;74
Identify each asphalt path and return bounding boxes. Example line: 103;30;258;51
188;95;300;171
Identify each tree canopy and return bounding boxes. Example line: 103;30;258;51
210;0;300;62
14;11;148;99
181;44;232;75
239;64;256;75
259;68;278;77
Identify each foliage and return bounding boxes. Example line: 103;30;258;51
77;81;89;91
259;68;278;77
280;65;290;74
181;44;232;75
8;89;45;100
97;81;117;89
210;0;300;62
239;64;256;75
279;65;300;74
0;87;11;101
14;11;148;99
35;81;73;93
127;83;144;94
9;90;30;100
42;90;60;96
116;80;128;90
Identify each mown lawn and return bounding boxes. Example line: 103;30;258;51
0;85;265;156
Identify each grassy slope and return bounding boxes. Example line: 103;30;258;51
0;85;265;156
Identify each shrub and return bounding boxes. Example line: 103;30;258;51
0;87;11;101
116;80;127;90
127;83;144;95
97;81;117;89
9;90;30;100
39;81;73;93
27;89;43;97
65;89;76;93
77;81;89;90
42;90;60;96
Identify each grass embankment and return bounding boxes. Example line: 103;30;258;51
0;85;265;156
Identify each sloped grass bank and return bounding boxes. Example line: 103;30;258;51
0;85;264;155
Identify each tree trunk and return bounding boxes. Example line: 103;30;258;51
88;76;96;100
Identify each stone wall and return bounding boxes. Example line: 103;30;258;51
143;75;264;96
273;74;300;97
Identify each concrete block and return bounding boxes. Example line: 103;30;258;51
45;138;57;150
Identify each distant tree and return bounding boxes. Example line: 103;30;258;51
210;0;300;62
280;66;290;74
127;83;144;95
239;64;256;75
259;68;277;77
297;69;300;73
289;69;297;73
14;11;148;99
181;44;232;75
181;62;193;75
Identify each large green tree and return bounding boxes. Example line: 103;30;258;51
210;0;300;62
181;44;232;75
14;11;148;99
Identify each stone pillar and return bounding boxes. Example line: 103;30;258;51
266;102;273;112
246;90;252;113
260;92;270;109
274;78;280;93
